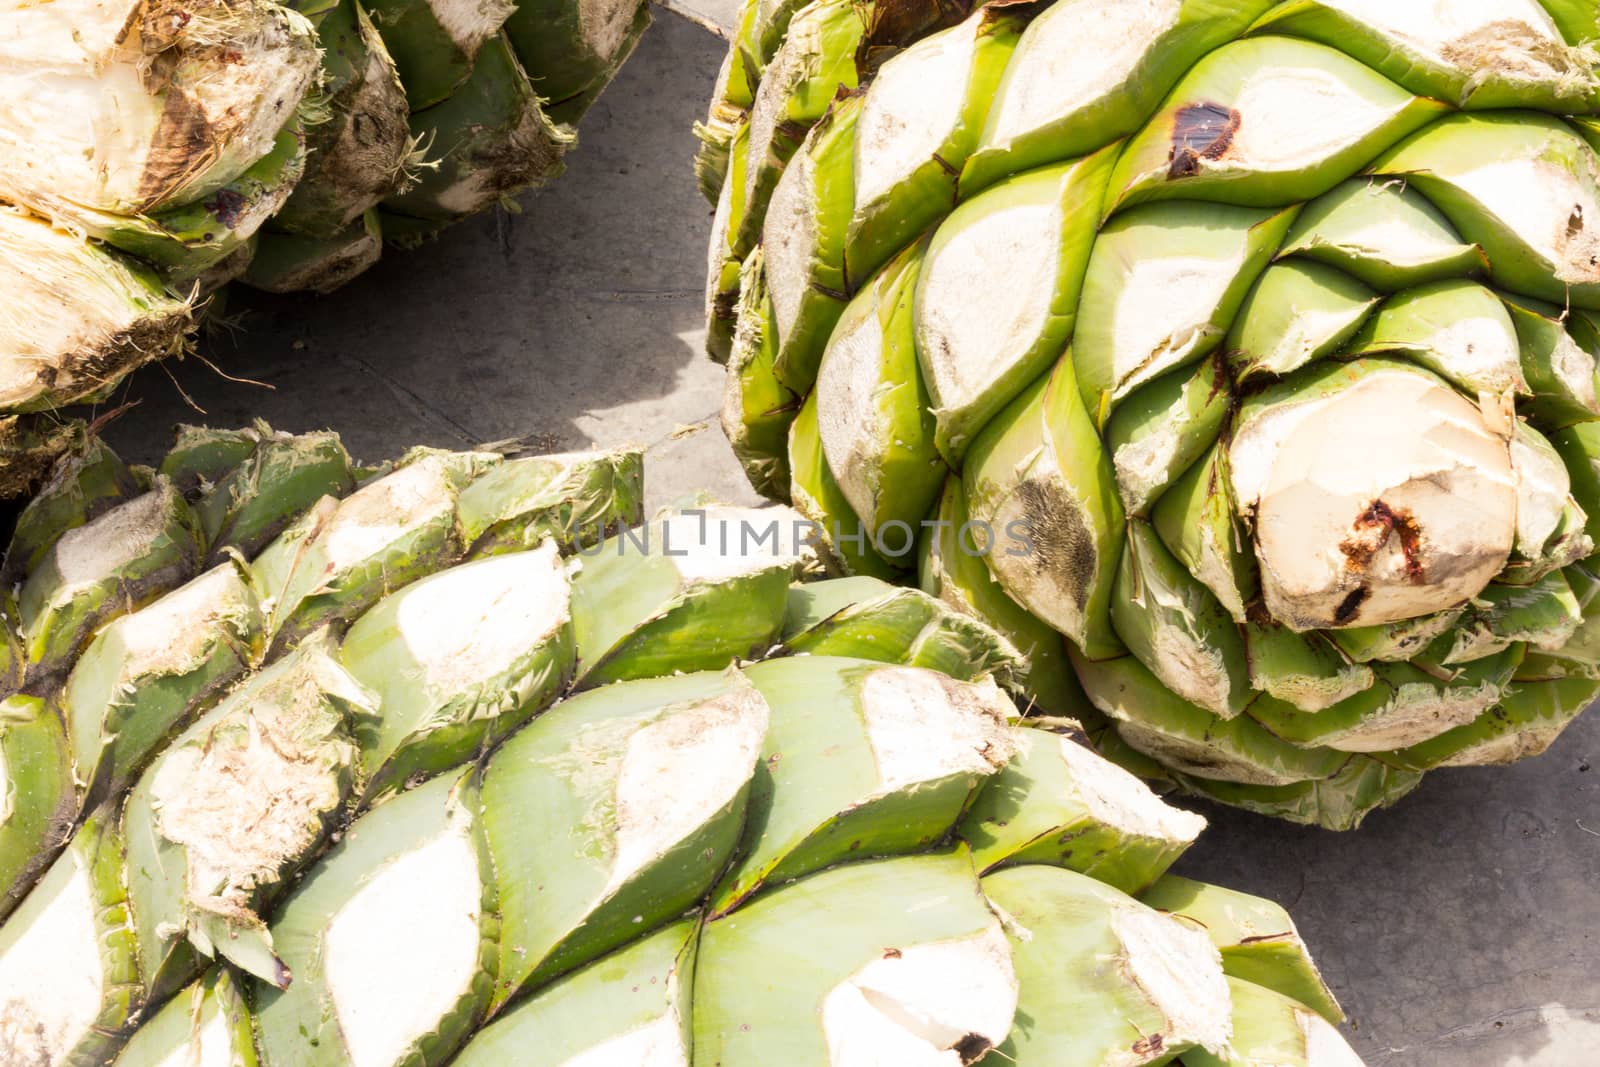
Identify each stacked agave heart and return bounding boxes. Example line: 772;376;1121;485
0;0;649;492
0;426;1364;1066
701;0;1600;828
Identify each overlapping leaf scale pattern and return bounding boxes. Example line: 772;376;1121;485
0;426;1361;1066
701;0;1600;827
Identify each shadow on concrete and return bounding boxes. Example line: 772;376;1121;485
104;12;756;511
1174;708;1599;1066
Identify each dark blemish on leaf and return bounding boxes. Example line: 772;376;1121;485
1333;586;1370;625
1015;479;1096;612
1168;103;1241;179
883;947;902;959
206;189;249;230
1132;1033;1166;1056
955;1034;994;1063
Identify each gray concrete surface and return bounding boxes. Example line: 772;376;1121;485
106;12;1599;1066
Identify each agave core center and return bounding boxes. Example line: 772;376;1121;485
1229;366;1517;631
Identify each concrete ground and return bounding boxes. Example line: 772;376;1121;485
108;11;1598;1066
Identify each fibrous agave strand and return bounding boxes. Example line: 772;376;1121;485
704;0;1600;827
0;425;1364;1067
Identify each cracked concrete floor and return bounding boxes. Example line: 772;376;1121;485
106;11;1598;1066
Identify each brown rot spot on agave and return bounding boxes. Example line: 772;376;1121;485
955;1033;994;1063
1132;1033;1166;1056
1333;585;1370;626
1204;351;1234;405
1168;103;1240;180
207;189;249;230
1015;479;1096;612
140;88;211;206
882;947;903;959
1339;499;1427;585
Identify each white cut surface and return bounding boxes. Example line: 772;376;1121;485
855;20;975;210
982;0;1180;149
1137;572;1239;716
149;995;233;1067
0;208;184;409
430;0;517;55
859;668;1015;793
393;545;569;694
1302;1004;1367;1067
821;922;1018;1066
1226;61;1406;172
0;0;319;214
433;172;496;217
323;456;454;570
660;506;806;582
1446;156;1600;287
326;828;484;1067
1112;903;1232;1056
1406;313;1526;395
1185;483;1250;622
605;686;768;895
578;0;639;62
93;564;248;678
51;484;172;586
1258;657;1375;715
1054;731;1206;843
1288;303;1376;372
1230;367;1516;630
743;27;803;211
0;853;104;1064
1314;0;1562;64
1439;724;1563;767
1546;324;1600;415
148;661;358;916
1106;254;1239;399
1510;427;1571;559
1322;673;1500;753
0;0;131;60
431;84;556;217
1114;417;1187;515
559;1011;689;1067
917;199;1060;411
1308;211;1466;268
763;148;819;347
817;294;890;526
